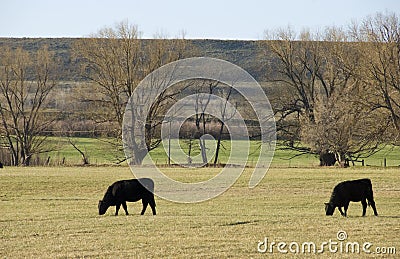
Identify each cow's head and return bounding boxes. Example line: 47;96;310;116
325;202;335;216
98;200;109;215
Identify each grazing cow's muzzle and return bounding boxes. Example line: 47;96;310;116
325;203;334;216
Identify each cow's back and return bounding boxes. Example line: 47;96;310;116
113;179;154;202
332;178;372;204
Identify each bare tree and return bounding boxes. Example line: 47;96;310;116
74;21;142;128
191;80;220;164
301;81;389;166
67;138;89;165
263;28;321;124
351;12;400;134
73;21;194;164
213;85;235;166
262;25;388;165
0;46;58;166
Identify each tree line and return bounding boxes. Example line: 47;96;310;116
261;11;400;166
0;12;399;166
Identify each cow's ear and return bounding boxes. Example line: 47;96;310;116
324;203;329;205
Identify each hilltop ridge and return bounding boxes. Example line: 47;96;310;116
0;38;271;81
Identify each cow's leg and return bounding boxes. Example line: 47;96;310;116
371;202;378;216
115;203;121;216
367;192;379;216
343;202;349;217
149;197;156;215
368;199;378;216
361;199;367;216
122;201;129;215
338;207;345;216
141;199;148;215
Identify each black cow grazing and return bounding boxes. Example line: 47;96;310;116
98;178;156;216
0;162;3;168
325;178;378;217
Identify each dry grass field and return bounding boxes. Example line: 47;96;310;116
0;166;399;258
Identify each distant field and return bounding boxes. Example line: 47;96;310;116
32;137;121;165
34;137;400;168
0;166;399;257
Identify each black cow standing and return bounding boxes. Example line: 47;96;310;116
98;178;156;216
325;178;378;217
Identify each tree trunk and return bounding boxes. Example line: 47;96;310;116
214;121;225;167
335;152;349;168
199;138;207;164
129;147;148;166
187;137;193;165
21;152;32;166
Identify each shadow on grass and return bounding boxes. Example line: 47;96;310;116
375;215;400;219
221;220;261;226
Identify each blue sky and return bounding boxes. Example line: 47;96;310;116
1;0;399;39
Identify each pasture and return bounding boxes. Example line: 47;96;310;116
0;166;399;258
24;137;400;167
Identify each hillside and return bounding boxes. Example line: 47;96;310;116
0;38;271;81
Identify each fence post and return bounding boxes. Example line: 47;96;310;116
384;158;387;167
